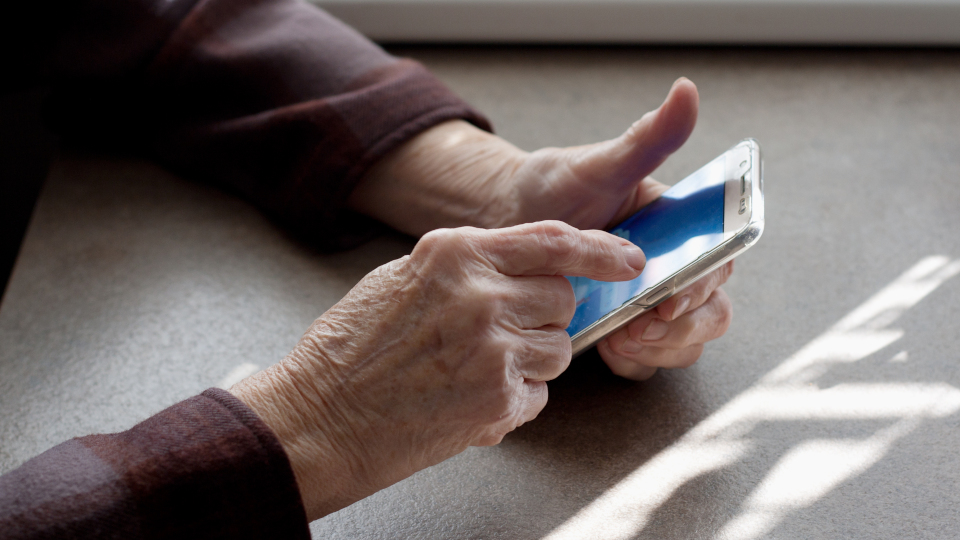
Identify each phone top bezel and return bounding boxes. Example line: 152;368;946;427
569;138;764;356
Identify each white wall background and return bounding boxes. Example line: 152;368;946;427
312;0;960;44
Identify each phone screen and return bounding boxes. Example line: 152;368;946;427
566;155;727;337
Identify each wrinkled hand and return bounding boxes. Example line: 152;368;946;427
232;222;645;520
598;260;734;380
351;78;731;380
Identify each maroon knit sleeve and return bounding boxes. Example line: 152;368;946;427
0;389;309;540
42;0;492;249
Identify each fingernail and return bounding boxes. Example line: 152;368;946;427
641;319;669;342
673;296;691;319
622;244;646;271
621;339;643;354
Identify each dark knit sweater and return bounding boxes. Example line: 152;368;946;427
0;0;490;537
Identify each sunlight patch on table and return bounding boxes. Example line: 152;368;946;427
218;362;261;389
889;350;909;363
542;256;960;540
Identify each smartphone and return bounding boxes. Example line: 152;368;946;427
567;138;764;357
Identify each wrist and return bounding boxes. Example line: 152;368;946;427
348;120;526;236
229;351;363;521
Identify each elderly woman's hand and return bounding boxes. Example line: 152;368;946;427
350;78;731;380
231;221;644;520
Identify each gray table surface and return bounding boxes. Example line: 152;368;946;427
2;47;959;540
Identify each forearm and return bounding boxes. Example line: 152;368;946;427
348;120;525;236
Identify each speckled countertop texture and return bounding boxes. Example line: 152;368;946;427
2;47;959;540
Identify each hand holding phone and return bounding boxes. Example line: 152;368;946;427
568;139;764;370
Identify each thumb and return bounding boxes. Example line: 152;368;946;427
573;78;699;195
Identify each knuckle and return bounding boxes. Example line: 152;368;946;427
627;313;655;341
363;256;408;284
677;344;704;368
607;361;634;378
489;387;525;428
537;220;578;240
472;363;515;422
675;321;698;346
473;275;503;303
713;263;732;288
417;228;456;252
617;364;658;381
414;227;476;261
640;346;670;366
535;221;582;267
525;383;549;418
693;274;715;298
713;290;734;335
453;279;505;334
605;327;631;354
548;275;578;325
470;286;503;326
606;354;653;380
544;329;573;369
557;329;574;358
476;432;507;447
599;342;639;377
492;332;520;367
488;388;514;418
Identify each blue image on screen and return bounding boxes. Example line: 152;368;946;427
566;156;727;338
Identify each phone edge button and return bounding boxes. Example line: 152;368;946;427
635;286;670;307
